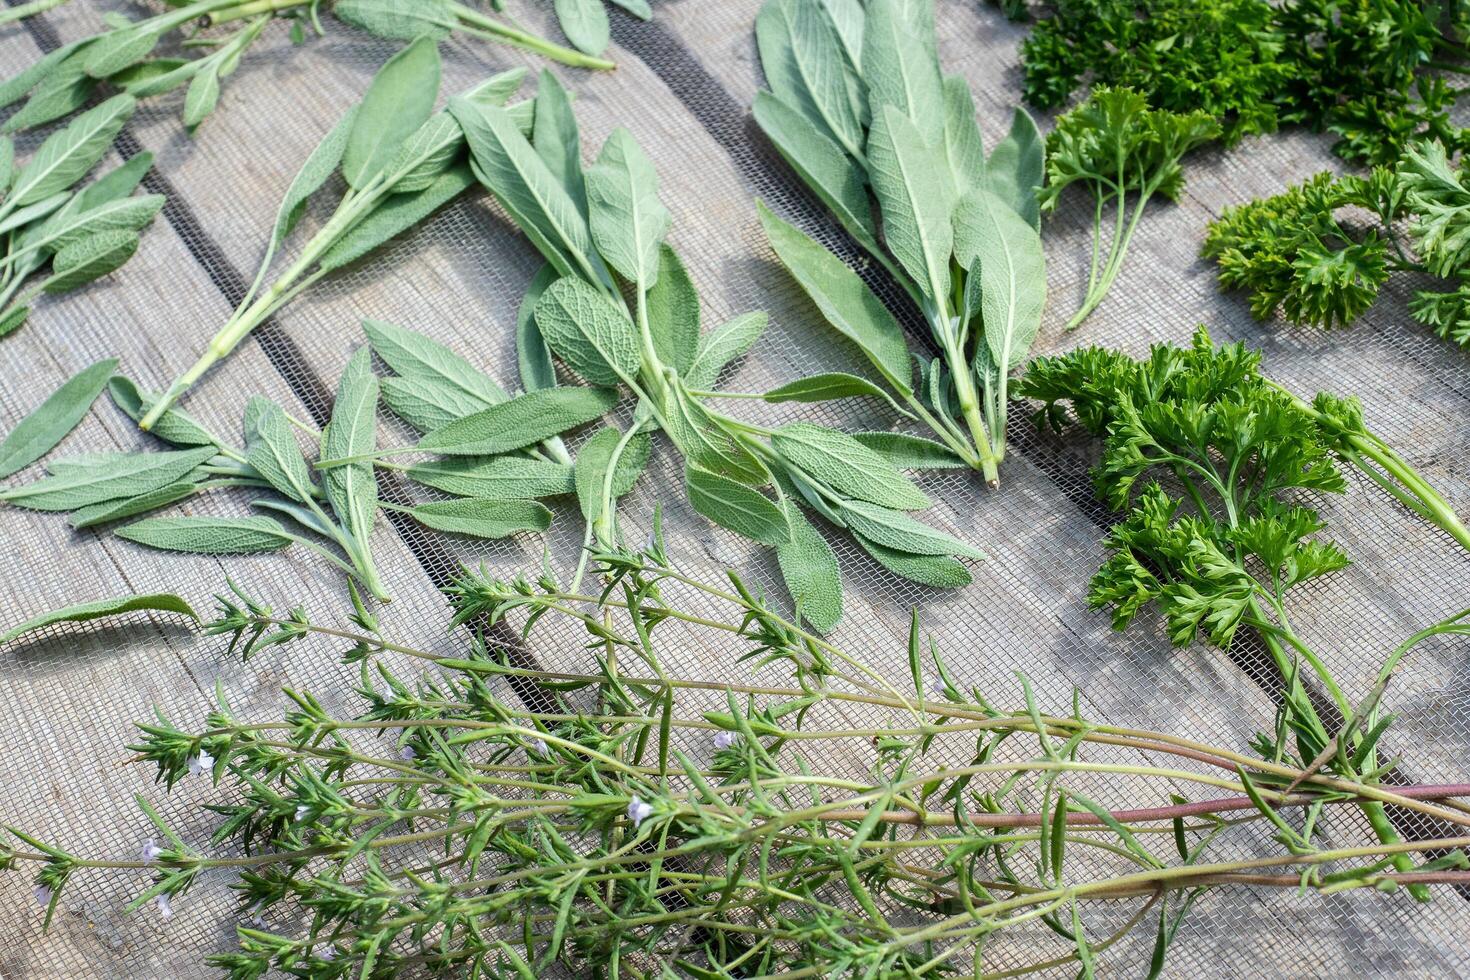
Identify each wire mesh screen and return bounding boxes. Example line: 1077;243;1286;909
1;0;1468;975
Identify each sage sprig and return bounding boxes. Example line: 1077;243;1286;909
0;362;395;599
0;95;161;336
138;41;526;427
7;545;1470;975
0;0;619;137
441;69;982;631
753;0;1047;486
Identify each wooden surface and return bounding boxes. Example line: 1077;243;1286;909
1;0;1468;975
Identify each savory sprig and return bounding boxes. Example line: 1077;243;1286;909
1020;327;1470;897
753;0;1048;486
438;68;983;631
139;40;523;426
1042;86;1218;329
1204;141;1470;347
8;547;1470;976
0;95;161;336
0;0;620;136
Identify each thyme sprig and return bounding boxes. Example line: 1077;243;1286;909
7;543;1470;976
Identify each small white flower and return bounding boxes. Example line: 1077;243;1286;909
626;796;654;828
33;885;52;908
318;946;336;962
245;903;265;928
712;730;739;751
295;805;310;823
528;738;549;757
155;893;172;920
397;745;416;761
188;751;214;778
140;839;163;864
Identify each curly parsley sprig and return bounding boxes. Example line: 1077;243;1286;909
1204;140;1470;347
1040;86;1219;329
1020;327;1470;898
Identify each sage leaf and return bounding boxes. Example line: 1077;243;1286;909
3;70;94;135
333;0;457;41
532;70;587;218
532;277;642;387
663;381;769;485
0;42;84;111
108;377;218;447
342;36;441;188
685;464;791;546
986;107;1045;232
775;498;843;633
1;593;197;645
408;456;575;500
451;97;596;281
753;91;878;254
32;194;164;255
0;306;29;337
322;347;380;555
182;59;220;131
416;386;617;456
364;317;507;420
852;431;966;469
820;0;865;70
856;534;973;587
69;481;200;529
0;192;71;236
861;0;944;143
0;358;116;479
9;94;134;207
244;397;319;506
942;76;986;194
117;515;294;554
317;164;475;272
772;422;930;510
866;104;954;301
764;372;892;405
0;445;216;511
0;136;10;190
645;244;700;375
42;229;141;293
953;189;1046;372
757;202;911;393
686;311;768;391
83;28;160;79
516;264;560;392
407;498;552;539
838;498;984;559
270;106;358;252
75;151;153;211
756;0;865;159
586;128;670;289
554;0;611;57
574;425;652;521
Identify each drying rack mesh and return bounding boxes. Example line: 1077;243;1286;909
0;0;1467;976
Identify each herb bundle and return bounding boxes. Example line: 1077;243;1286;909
753;0;1047;485
437;68;982;632
138;40;525;427
0;94;161;336
1008;0;1470;166
0;0;624;136
8;545;1470;976
1204;141;1470;348
1019;327;1470;888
